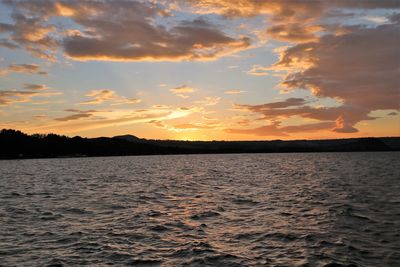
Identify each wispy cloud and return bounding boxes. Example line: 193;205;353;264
170;85;196;94
224;89;246;94
0;63;47;76
170;85;196;98
81;89;141;105
195;96;221;106
23;84;48;91
0;84;60;106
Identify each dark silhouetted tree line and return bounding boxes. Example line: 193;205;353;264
0;129;399;159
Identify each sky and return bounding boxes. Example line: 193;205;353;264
0;0;399;140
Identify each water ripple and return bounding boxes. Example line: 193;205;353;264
0;152;399;266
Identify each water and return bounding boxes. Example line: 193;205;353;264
0;152;399;266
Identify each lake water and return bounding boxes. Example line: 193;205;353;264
0;152;399;266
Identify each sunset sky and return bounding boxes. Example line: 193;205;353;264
0;0;399;140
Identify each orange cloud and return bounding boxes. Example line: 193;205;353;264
224;89;246;94
0;11;57;60
0;63;47;76
266;24;322;43
0;90;40;105
246;65;271;76
0;84;59;106
226;121;335;137
55;113;92;122
195;96;221;106
268;22;400;131
2;1;251;62
170;85;196;94
234;97;375;134
170;85;196;98
81;89;141;105
178;0;400;43
26;107;193;134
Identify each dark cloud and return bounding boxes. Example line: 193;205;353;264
270;22;400;131
0;38;19;49
2;0;250;61
0;84;59;106
0;63;47;75
64;109;99;113
182;0;400;42
0;90;39;105
266;23;321;43
55;113;92;121
221;1;400;136
62;17;249;61
0;8;58;60
234;98;374;135
236;98;307;110
23;84;48;90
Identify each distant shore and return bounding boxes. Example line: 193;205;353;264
1;129;399;160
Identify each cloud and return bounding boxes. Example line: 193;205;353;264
55;108;111;121
81;89;116;105
0;63;47;76
0;90;59;106
170;85;196;94
195;96;221;106
81;89;141;105
226;121;336;137
201;1;400;136
0;39;19;49
235;98;374;134
2;0;400;63
64;18;250;62
224;89;246;94
55;113;92;121
266;24;321;43
112;98;142;106
23;84;48;91
179;0;400;44
236;98;307;110
0;10;58;60
27;107;193;134
0;84;59;106
64;109;98;113
2;1;250;62
33;115;48;120
269;22;400;130
0;90;40;105
170;85;196;98
148;120;166;128
275;23;400;110
246;65;270;76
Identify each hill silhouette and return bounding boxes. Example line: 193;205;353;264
113;134;141;142
1;129;399;159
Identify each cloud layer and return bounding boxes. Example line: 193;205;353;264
2;0;250;62
1;0;399;139
0;84;59;105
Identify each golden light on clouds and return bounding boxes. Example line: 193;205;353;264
0;0;399;140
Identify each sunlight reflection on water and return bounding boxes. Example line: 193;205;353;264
0;152;399;266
